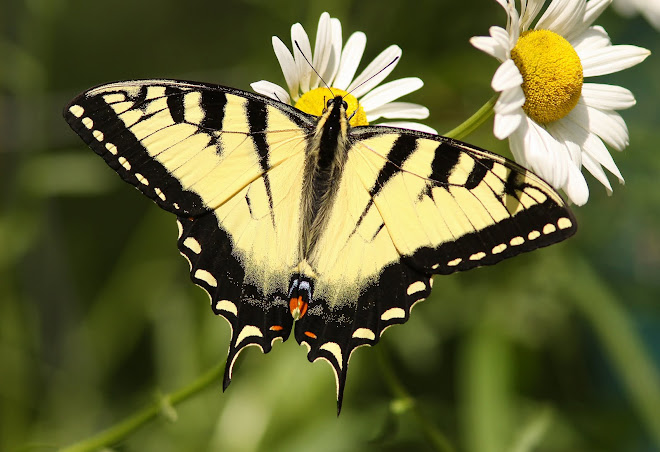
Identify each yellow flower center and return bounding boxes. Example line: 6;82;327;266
294;87;368;127
511;29;583;124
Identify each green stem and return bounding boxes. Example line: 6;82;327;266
443;95;498;140
58;361;225;452
377;347;456;452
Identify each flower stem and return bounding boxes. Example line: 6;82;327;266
58;361;225;452
377;347;456;452
443;95;498;140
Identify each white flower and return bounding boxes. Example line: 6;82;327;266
613;0;660;30
251;12;436;134
471;0;650;205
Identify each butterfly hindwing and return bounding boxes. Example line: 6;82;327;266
177;213;295;388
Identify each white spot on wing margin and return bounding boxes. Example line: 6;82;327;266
381;307;406;321
69;105;84;117
320;342;343;370
183;237;202;254
194;269;217;287
215;299;238;316
176;220;183;239
236;325;263;346
352;328;375;340
406;281;426;295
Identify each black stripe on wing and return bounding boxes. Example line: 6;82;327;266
246;98;276;225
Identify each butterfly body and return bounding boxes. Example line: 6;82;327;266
64;80;576;411
300;96;351;261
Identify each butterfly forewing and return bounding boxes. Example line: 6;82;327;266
349;128;577;274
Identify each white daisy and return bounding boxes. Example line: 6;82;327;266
251;12;436;134
470;0;650;205
613;0;660;30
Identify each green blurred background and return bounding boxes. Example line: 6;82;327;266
2;1;659;451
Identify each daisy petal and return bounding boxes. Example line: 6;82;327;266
581;132;624;182
272;36;299;99
494;110;524;139
379;121;438;134
525;119;569;189
494;85;525;114
536;0;585;37
470;26;511;61
346;45;402;98
470;35;507;61
572;25;611;53
584;0;612;27
250;80;292;104
291;23;313;95
564;162;590;205
563;131;583;165
366;102;429;122
581;83;636;110
567;0;611;40
581;151;613;193
586;107;630;151
581;44;651;77
509;121;527;168
545;118;583;163
311;12;333;89
333;32;366;90
520;0;545;31
359;77;423;111
323;17;343;84
492;26;514;59
566;103;629;151
554;109;625;182
508;123;528;166
503;0;521;42
491;59;523;92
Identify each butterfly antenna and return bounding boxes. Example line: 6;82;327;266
346;56;400;97
294;41;335;97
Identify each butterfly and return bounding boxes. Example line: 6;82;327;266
64;79;576;412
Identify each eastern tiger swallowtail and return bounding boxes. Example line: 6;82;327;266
64;79;576;412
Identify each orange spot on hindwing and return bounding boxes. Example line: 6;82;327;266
287;277;313;320
289;296;308;319
304;331;317;339
269;325;284;331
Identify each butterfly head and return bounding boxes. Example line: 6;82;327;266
326;96;348;112
324;96;350;125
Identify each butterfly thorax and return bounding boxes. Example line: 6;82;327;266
300;96;351;259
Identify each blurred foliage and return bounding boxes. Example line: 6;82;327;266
1;1;659;451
